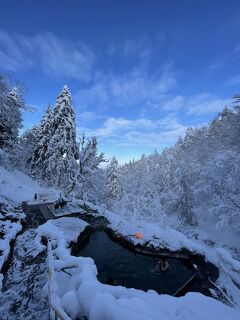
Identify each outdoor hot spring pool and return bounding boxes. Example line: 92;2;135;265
75;230;210;296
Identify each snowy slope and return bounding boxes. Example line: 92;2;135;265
0;166;58;205
0;166;58;290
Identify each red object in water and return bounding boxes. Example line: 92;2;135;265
135;232;143;239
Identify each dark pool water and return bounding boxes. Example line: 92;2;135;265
77;231;207;295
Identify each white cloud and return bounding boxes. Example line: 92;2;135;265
75;63;177;111
107;36;155;62
186;93;231;116
77;111;103;122
207;42;240;73
77;115;189;149
162;95;184;111
78;117;157;138
34;33;94;81
0;29;94;81
108;34;166;62
122;37;153;61
160;92;231;116
0;29;33;71
120;127;186;147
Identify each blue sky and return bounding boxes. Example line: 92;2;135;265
0;0;240;163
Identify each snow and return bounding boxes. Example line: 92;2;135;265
0;219;22;273
75;200;240;309
1;153;240;319
0;228;49;319
0;165;58;291
36;217;88;260
50;203;84;217
106;210;240;309
37;211;240;320
37;217;88;246
0;166;58;205
73;272;239;320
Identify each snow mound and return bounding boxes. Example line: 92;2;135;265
36;217;89;259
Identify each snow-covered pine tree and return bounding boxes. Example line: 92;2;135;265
106;156;123;200
30;105;53;179
233;94;240;112
18;126;39;172
0;75;10;149
78;133;106;201
0;77;23;150
46;85;79;189
8;88;23;144
79;134;105;175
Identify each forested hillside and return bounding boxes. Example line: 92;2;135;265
1;73;240;235
114;102;240;233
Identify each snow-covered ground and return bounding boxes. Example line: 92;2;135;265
76;200;240;308
0;166;58;288
0;228;49;319
0;166;59;297
1;166;240;320
38;213;240;320
0;166;59;205
0;211;23;289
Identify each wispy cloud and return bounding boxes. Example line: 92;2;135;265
207;42;240;73
0;29;33;72
0;29;94;81
78;117;157;138
107;35;163;62
75;89;230;154
35;33;94;81
77;115;189;149
119;118;188;147
77;111;103;122
162;95;184;111
185;93;231;116
75;62;178;111
161;93;231;116
3;28;231;160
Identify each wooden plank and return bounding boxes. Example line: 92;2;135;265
39;205;55;220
